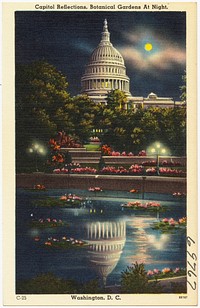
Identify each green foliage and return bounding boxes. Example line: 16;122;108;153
16;273;79;294
17;274;103;294
121;262;148;293
16;61;186;174
32;197;83;208
180;72;186;103
63;95;100;143
16;61;70;171
106;89;127;110
121;262;162;293
100;106;186;155
81;279;103;294
84;144;100;151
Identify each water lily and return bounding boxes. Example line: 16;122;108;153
174;267;180;273
162;267;171;274
147;270;154;276
153;268;160;274
178;217;186;224
162;218;169;223
45;241;52;246
169;218;177;226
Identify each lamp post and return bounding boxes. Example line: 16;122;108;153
150;143;166;176
29;143;46;172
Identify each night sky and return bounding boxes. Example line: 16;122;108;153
15;11;186;100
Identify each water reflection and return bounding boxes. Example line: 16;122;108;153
16;189;186;286
147;234;170;250
83;220;126;285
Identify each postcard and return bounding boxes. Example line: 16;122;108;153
2;1;198;306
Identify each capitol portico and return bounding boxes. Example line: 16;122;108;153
81;19;183;108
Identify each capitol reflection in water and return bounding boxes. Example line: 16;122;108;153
83;220;126;285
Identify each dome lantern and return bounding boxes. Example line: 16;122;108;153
100;19;110;45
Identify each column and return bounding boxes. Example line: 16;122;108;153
94;223;97;239
106;223;109;238
117;222;120;237
114;222;117;237
110;222;113;238
102;223;105;238
98;222;101;239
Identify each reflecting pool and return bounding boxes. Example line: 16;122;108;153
16;188;186;289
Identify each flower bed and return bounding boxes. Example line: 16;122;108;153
31;218;64;228
53;166;97;174
142;160;156;166
34;236;87;249
52;164;185;176
145;167;186;176
121;201;163;212
100;165;144;175
159;167;186;176
147;267;186;280
101;145;146;156
161;160;184;167
145;167;157;175
152;217;186;232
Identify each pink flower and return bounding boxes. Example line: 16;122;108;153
174;267;180;273
162;218;169;223
153;269;159;274
169;218;177;226
147;270;154;276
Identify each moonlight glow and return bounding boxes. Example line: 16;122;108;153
144;43;153;51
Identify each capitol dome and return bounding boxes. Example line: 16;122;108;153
84;220;126;286
81;19;131;102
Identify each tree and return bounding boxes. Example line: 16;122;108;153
180;71;186;104
121;262;162;294
16;60;70;171
106;89;128;110
121;262;149;293
64;94;100;143
16;273;79;294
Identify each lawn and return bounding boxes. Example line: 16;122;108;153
84;144;101;151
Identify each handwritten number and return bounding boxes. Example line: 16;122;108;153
188;270;197;278
187;251;197;261
187;235;197;292
187;236;195;246
187;280;196;290
187;261;196;272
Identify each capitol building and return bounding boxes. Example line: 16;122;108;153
81;20;182;109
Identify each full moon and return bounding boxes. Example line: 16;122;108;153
144;43;153;51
